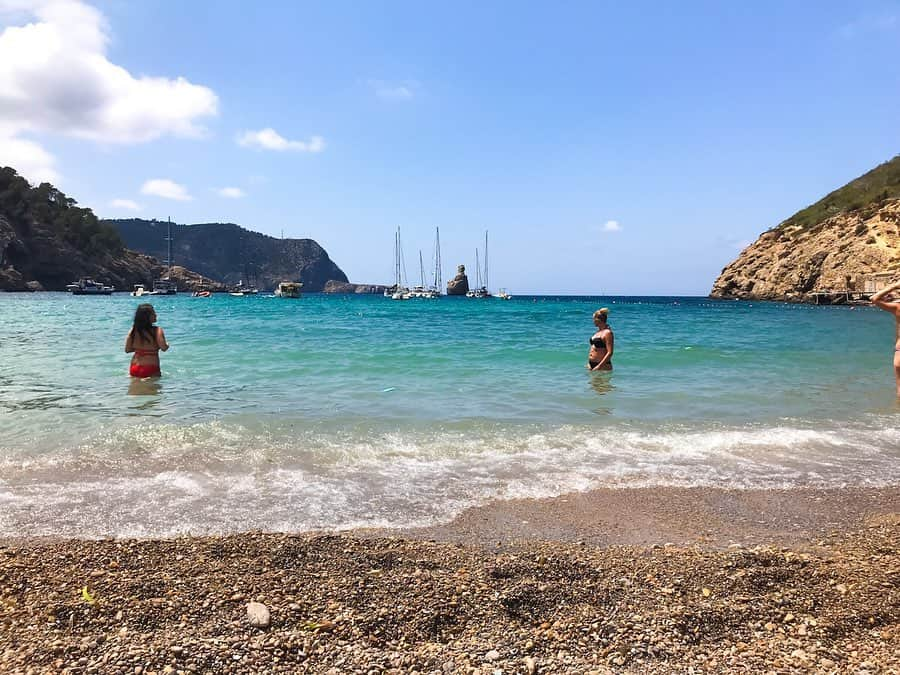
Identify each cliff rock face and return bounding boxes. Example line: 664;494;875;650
0;169;164;291
109;219;348;292
711;156;900;301
323;281;387;294
446;264;470;296
711;201;900;300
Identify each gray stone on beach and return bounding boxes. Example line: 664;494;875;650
246;601;270;628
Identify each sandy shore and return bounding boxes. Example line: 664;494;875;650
1;487;898;673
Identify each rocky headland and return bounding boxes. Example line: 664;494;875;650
711;155;900;302
0;168;165;292
109;219;348;293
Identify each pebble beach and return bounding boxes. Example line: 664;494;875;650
2;487;898;674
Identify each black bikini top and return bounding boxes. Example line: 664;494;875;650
589;336;606;349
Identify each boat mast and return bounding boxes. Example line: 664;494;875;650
394;228;401;290
434;227;442;293
164;217;173;277
484;230;489;293
474;249;481;288
419;250;426;288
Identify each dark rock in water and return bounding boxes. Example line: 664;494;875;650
109;218;348;292
323;280;388;294
446;264;470;296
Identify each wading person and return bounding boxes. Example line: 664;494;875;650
871;281;900;396
126;303;168;378
587;307;614;371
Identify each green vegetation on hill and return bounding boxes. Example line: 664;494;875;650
776;155;900;232
0;167;124;256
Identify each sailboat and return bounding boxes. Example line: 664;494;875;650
428;227;442;298
466;231;492;298
388;227;409;300
149;218;177;295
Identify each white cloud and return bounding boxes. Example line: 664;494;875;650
216;186;245;198
140;178;191;201
368;79;417;101
236;128;325;152
602;220;622;232
0;134;59;182
0;0;218;183
110;198;140;210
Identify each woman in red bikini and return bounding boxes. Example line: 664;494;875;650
126;303;168;378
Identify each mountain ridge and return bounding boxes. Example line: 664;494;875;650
107;218;348;292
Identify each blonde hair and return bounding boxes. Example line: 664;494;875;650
593;308;609;322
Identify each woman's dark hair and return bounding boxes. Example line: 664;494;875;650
132;304;157;344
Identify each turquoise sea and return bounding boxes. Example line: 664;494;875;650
1;293;899;538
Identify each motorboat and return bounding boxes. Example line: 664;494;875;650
66;278;114;295
149;277;177;295
131;284;147;297
229;280;259;296
497;288;512;300
274;281;303;298
192;289;211;298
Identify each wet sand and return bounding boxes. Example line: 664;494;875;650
1;487;898;673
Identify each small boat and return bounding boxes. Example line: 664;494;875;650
229;280;259;296
131;284;146;297
148;277;177;295
192;289;211;298
274;281;303;298
497;288;512;300
66;278;114;295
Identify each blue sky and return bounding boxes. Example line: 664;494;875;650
1;1;899;294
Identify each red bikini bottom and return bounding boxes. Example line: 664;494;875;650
130;363;161;378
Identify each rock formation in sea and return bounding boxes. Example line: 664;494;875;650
711;155;900;302
0;168;166;291
108;219;348;292
323;281;388;294
446;264;470;295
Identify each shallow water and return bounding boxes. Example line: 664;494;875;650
1;293;898;537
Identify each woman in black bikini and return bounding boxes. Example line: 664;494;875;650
587;308;614;371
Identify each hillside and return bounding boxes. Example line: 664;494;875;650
108;219;348;291
0;167;161;291
711;155;900;301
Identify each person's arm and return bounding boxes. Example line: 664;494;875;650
871;282;900;312
125;328;134;353
591;331;614;370
156;327;169;351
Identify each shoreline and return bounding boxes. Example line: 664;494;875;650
2;486;898;673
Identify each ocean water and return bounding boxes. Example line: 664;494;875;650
1;292;898;538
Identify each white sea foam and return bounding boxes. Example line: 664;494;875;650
2;416;898;538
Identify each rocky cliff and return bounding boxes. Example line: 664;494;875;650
0;168;164;291
109;219;348;292
711;156;900;301
323;281;387;294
